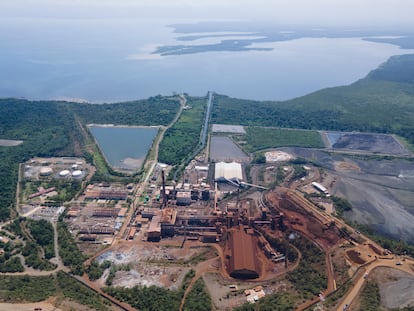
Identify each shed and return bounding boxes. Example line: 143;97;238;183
215;162;243;182
228;228;260;279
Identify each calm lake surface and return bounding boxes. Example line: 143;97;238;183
89;126;158;170
0;18;412;102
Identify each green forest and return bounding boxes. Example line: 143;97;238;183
158;96;206;165
71;95;180;126
1;218;57;272
0;100;82;220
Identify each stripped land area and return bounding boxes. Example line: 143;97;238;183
0;139;23;146
323;131;411;155
281;146;414;243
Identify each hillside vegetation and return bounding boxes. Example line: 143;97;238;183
0;100;83;220
158;96;206;165
0;96;180;220
211;54;414;146
71;95;180;126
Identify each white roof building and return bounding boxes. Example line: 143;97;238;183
212;124;246;134
215;162;243;182
312;182;328;194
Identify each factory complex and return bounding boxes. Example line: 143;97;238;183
11;117;408;311
18;126;340;287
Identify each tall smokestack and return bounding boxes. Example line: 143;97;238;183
161;170;166;209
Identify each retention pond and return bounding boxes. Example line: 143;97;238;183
89;125;158;171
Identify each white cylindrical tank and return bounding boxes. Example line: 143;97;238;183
72;170;82;178
59;169;70;177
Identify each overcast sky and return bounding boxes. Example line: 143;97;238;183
1;0;413;27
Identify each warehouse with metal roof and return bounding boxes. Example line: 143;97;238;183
214;162;243;182
227;228;260;279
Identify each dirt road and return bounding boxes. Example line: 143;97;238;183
179;256;219;311
335;257;414;311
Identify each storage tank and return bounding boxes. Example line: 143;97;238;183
72;170;82;178
59;169;70;177
39;167;53;176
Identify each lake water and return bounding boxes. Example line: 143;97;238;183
0;18;412;102
89;126;158;170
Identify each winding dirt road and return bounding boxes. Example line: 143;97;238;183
335;257;414;311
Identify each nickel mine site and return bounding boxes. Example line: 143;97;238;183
4;92;414;311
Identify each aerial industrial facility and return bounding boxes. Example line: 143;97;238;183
19;131;350;291
11;114;414;311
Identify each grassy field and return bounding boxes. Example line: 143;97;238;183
235;127;324;152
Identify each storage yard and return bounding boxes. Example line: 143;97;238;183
323;131;410;155
19;157;95;219
23;157;93;181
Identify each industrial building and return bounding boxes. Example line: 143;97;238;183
160;208;177;237
211;124;246;134
92;208;121;217
28;187;56;199
311;182;329;195
147;214;162;241
227;227;260;279
79;226;115;235
215;162;243;182
84;185;129;200
176;191;192;206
